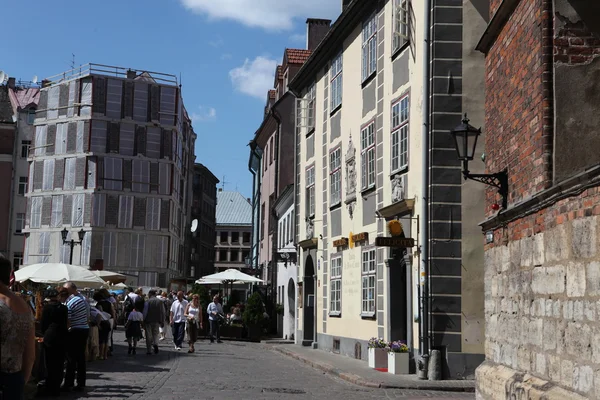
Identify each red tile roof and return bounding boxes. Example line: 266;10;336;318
274;65;283;86
268;90;276;99
285;49;312;65
8;87;40;114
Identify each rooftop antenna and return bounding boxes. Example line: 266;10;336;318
0;71;7;85
71;54;75;70
32;75;38;84
221;175;229;190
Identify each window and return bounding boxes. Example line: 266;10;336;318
118;195;134;228
30;197;42;228
219;250;228;262
55;123;67;155
307;83;316;131
330;147;342;205
261;203;265;240
330;257;342;315
159;163;171;195
71;194;84;227
119;123;135;156
230;250;239;262
269;137;274;165
13;253;23;270
147;127;161;159
232;232;240;243
90;120;107;153
42;160;55;191
34;126;47;156
132;160;150;192
157;236;169;268
330;53;343;110
21;140;31;158
362;13;377;81
81;231;91;266
15;213;25;234
50;195;63;228
392;96;410;173
393;0;410;52
104;157;123;190
146;198;161;230
360;122;376;189
27;109;36;124
242;250;250;263
243;232;251;243
361;249;376;315
39;232;50;263
220;231;228;243
306;166;315;217
64;158;76;190
263;145;268;173
103;232;117;267
18;177;28;196
92;194;105;227
131;233;145;268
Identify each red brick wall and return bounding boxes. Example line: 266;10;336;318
554;19;600;65
0;163;12;252
490;0;502;18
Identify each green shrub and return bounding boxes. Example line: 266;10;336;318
243;292;265;326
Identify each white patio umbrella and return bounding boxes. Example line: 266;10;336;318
111;282;128;288
199;269;264;284
15;263;107;289
92;270;127;284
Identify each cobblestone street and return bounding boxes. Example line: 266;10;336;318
42;331;475;400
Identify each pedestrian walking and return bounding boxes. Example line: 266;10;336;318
158;291;170;341
62;281;90;392
93;291;114;360
184;294;203;353
143;290;164;355
39;288;68;396
207;295;223;344
170;291;188;350
0;257;35;400
125;303;144;355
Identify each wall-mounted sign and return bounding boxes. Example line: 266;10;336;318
333;237;348;247
375;236;415;248
352;232;368;243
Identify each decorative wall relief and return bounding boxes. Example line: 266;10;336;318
345;134;357;218
391;174;406;203
305;217;314;240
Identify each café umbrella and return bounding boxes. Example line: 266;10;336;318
198;269;264;298
14;263;107;289
92;270;127;284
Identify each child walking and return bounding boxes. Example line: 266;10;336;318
125;304;144;355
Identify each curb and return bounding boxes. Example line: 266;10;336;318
272;347;475;393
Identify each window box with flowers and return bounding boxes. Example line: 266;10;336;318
387;341;409;375
367;337;388;369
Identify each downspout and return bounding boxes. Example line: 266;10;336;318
420;0;432;363
272;110;282;332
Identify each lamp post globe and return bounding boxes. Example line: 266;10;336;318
61;227;68;242
451;113;481;163
78;229;85;242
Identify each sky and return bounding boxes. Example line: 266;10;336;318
2;0;341;197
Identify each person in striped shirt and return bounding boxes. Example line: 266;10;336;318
62;282;90;392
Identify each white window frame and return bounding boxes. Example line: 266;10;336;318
50;195;63;228
330;257;342;315
361;249;376;316
34;126;47;156
18;177;28;196
15;213;25;234
71;193;85;227
42;159;54;191
391;95;410;173
131;233;145;268
104;157;123;190
330;53;343;110
39;232;51;263
393;0;410;52
30;197;43;228
360;122;376;190
92;194;106;227
305;166;315;218
103;232;117;267
118;195;134;229
146;198;161;230
64;158;76;190
329;147;342;206
362;13;378;82
307;83;316;131
55;123;67;155
76;121;85;153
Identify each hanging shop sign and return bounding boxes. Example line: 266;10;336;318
333;237;348;247
375;236;415;248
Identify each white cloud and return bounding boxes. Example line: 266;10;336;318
191;106;217;123
179;0;339;31
229;56;278;99
289;33;306;44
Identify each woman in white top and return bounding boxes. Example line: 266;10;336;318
183;295;203;353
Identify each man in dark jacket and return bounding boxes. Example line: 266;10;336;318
143;290;165;354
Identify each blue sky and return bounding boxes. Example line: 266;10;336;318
3;0;340;197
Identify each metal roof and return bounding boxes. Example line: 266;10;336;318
216;191;252;226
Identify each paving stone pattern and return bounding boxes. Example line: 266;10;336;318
42;331;474;400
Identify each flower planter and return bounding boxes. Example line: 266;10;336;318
368;347;387;369
388;352;409;375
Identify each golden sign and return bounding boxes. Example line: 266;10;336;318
349;231;354;249
333;237;348;247
352;232;368;242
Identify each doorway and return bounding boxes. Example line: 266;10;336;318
303;255;315;346
389;236;409;344
287;278;296;339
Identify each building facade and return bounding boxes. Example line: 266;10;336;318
0;84;16;261
476;1;600;398
289;0;487;377
190;163;219;279
23;64;196;288
215;190;252;271
6;79;40;271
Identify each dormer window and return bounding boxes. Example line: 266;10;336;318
27;108;36;125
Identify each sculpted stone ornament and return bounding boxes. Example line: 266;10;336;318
305;218;314;240
391;174;405;203
345;134;357;218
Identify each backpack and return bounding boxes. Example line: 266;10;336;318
124;295;135;313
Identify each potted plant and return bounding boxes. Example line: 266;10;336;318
387;340;409;374
275;303;284;315
243;292;265;342
367;337;388;369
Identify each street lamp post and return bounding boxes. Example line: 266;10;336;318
61;228;85;265
450;114;509;209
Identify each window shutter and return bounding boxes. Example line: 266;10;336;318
92;77;107;115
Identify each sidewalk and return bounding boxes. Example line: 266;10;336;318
271;344;475;392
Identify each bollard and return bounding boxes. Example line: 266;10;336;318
417;354;429;380
428;349;442;380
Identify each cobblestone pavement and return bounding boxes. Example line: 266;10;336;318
44;331;474;400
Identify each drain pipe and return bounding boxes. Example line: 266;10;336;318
418;0;432;380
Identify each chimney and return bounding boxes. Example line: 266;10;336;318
41;79;51;88
306;18;332;51
218;188;223;192
7;77;15;89
342;0;352;12
126;69;137;79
